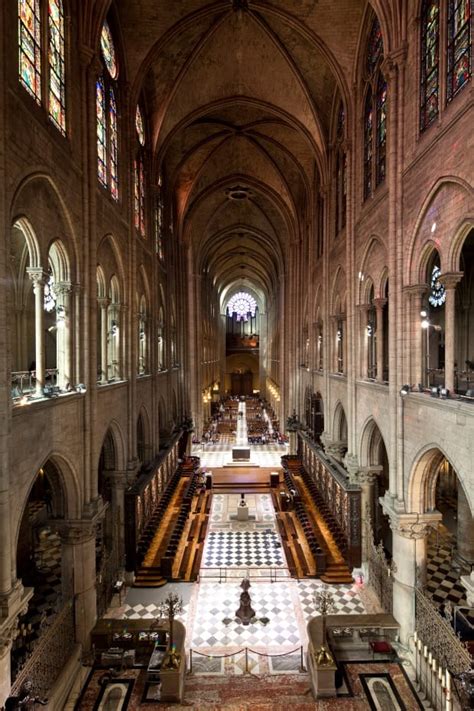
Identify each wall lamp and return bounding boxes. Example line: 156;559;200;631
399;384;411;397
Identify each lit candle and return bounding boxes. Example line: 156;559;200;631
428;652;432;665
446;670;451;691
432;659;437;673
417;639;422;652
424;645;428;658
414;631;418;643
438;667;442;681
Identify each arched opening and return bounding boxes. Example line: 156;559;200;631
96;428;121;616
305;390;324;443
225;290;260;395
10;223;36;399
362;420;392;557
455;229;474;393
12;461;66;678
422;250;445;387
409;448;473;624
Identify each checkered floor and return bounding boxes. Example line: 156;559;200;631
426;529;468;607
119;482;367;653
121;579;366;651
203;530;285;568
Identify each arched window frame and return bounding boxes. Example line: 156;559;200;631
134;104;146;237
363;17;386;201
420;0;440;130
334;101;347;234
154;174;165;262
446;0;472;101
97;18;119;200
18;0;67;133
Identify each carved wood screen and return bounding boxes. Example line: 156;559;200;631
124;434;180;571
300;433;361;569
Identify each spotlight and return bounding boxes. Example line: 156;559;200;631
420;310;427;318
400;384;411;396
421;318;430;329
430;386;440;398
440;388;449;399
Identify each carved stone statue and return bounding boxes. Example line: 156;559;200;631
236;577;255;625
4;679;48;710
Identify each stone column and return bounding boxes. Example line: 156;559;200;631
359;469;382;563
98;298;109;383
357;305;369;378
27;269;46;397
402;285;427;389
54;282;73;388
58;522;97;648
374;298;387;383
107;471;129;569
439;272;463;394
384;509;441;643
456;482;474;565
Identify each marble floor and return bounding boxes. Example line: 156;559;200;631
117;491;368;672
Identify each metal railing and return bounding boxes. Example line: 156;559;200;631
11;600;76;698
11;369;59;399
415;588;471;677
198;566;291;583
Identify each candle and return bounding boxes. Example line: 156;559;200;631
417;639;422;652
432;659;437;673
428;652;432;665
446;670;451;691
438;667;442;681
414;631;418;643
424;645;428;658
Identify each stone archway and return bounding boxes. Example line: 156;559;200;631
359;418;391;557
407;446;474;608
12;460;67;680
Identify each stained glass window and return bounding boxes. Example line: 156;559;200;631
376;74;387;186
364;89;373;200
97;20;119;197
420;0;440;130
100;20;118;79
335;102;346;233
364;15;385;200
134;156;145;235
136;105;145;146
155;194;164;261
227;292;257;321
19;0;42;102
48;0;65;132
96;76;107;187
366;18;383;74
428;264;446;307
447;0;472;100
109;87;119;200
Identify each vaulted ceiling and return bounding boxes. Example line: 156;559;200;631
110;0;377;303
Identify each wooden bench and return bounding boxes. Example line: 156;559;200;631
198;519;208;543
188;516;199;541
293;540;309;576
178;544;192;579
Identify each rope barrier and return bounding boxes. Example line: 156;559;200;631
189;645;306;674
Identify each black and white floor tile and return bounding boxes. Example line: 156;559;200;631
203;530;285;568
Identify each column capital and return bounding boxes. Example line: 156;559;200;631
384;509;442;539
373;298;387;310
97;297;110;309
402;283;428;297
438;271;463;290
53;280;73;297
343;452;360;481
381;44;408;78
26;268;47;287
55;519;97;545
